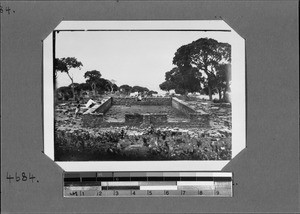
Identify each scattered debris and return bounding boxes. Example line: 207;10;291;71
85;99;96;108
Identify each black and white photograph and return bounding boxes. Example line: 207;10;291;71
43;21;245;171
2;1;298;213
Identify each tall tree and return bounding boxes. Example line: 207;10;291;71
112;84;119;92
102;79;117;93
159;80;176;92
159;66;203;95
132;86;149;93
84;70;102;82
69;83;80;97
96;78;114;93
173;38;231;100
84;70;116;94
119;85;132;94
77;83;92;91
55;57;83;99
215;63;231;100
147;90;158;96
84;70;102;95
109;79;117;93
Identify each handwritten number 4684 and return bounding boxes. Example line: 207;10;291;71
6;172;38;183
0;6;16;14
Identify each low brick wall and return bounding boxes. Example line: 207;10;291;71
150;114;168;124
112;97;172;106
95;97;112;114
172;97;210;126
83;97;112;115
82;96;210;128
125;113;168;125
89;121;209;128
82;114;209;128
171;97;196;116
82;113;104;128
82;98;112;127
82;104;102;115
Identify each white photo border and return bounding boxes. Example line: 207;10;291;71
43;20;246;172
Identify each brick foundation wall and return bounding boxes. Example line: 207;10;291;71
82;97;209;128
172;97;210;127
82;114;209;128
124;113;168;125
125;113;144;124
83;97;112;115
82;98;112;127
112;97;172;106
95;97;112;114
82;104;102;115
150;114;168;124
171;97;196;115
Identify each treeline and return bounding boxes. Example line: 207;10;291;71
118;85;157;96
159;38;231;101
54;58;157;100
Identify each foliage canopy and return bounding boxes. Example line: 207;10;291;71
160;37;231;100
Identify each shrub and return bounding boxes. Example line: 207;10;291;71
54;127;231;161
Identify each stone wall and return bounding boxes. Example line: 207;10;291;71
82;96;209;128
124;113;168;125
171;97;196;116
150;114;168;124
125;113;144;124
95;97;112;114
82;98;112;127
82;104;102;115
172;97;210;127
83;97;112;115
112;97;172;106
82;113;209;128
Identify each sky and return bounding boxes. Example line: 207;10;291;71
55;26;234;93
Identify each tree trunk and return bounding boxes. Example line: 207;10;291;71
91;82;97;96
67;72;75;100
208;86;212;101
218;88;222;101
222;89;226;101
204;65;213;101
71;86;75;100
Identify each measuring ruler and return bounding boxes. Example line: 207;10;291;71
64;172;233;197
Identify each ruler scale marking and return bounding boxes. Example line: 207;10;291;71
64;172;233;197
